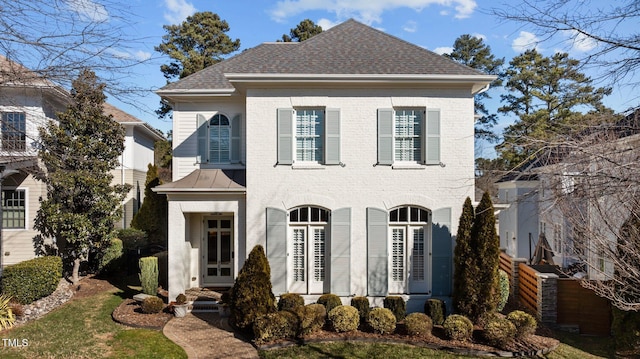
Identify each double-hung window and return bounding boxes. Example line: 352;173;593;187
377;108;440;166
277;108;340;165
2;189;26;229
1;112;26;151
196;113;242;164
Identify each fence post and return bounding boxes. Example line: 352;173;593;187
536;272;558;326
511;257;527;300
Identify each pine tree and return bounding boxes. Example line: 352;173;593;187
279;19;323;42
130;164;168;247
34;69;130;284
229;245;276;331
472;192;501;319
453;197;476;316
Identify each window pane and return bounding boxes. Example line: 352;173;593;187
311;207;320;222
390;209;398;222
295;109;324;162
2;190;25;229
209;114;230;164
290;208;299;222
207;232;218;265
220;231;231;263
398;207;408;222
410;207;419;222
392;228;405;281
320;209;328;222
1;112;26;151
313;229;325;282
394;109;422;162
412;228;425;281
299;207;309;222
293;229;306;282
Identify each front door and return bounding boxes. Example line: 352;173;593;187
203;216;234;286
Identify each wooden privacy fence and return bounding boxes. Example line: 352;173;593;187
500;251;611;336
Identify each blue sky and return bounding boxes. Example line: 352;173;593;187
88;0;634;156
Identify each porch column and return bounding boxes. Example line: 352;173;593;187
168;202;186;301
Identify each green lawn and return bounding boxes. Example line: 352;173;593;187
0;284;186;358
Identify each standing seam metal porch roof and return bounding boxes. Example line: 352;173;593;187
153;169;246;193
159;19;487;92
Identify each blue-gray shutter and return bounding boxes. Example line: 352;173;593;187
324;109;341;165
425;109;441;165
377;109;394;165
277;109;294;165
432;207;452;296
266;207;287;294
196;114;208;163
230;114;241;163
367;207;388;296
330;208;351;296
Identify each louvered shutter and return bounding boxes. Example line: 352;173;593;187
425;109;441;165
432;207;452;296
367;207;388;296
231;114;241;163
377;109;394;165
266;207;287;294
196;114;208;163
324;109;341;165
277;109;294;165
330;208;351;295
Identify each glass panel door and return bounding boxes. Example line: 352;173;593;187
309;227;325;294
289;228;307;293
409;226;428;293
203;217;234;285
389;227;406;293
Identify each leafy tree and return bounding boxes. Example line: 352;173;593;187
34;69;130;285
130;164;168;247
445;35;504;142
229;245;276;331
496;49;612;169
453;197;476;316
155;12;241;119
279;19;323;42
472;192;501;320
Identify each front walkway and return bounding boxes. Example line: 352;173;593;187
163;312;259;359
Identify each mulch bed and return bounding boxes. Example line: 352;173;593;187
111;298;173;330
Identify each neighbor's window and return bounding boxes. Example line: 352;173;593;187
1;112;26;151
2;189;26;229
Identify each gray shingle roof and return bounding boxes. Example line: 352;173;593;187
160;19;487;92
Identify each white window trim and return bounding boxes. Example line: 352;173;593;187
2;187;28;231
292;108;325;165
392;108;424;165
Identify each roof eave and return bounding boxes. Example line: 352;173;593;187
152;187;246;194
224;73;496;83
155;88;236;97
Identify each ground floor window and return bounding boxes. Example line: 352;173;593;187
288;206;329;294
389;206;430;294
2;189;26;229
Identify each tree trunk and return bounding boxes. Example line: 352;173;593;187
72;257;81;285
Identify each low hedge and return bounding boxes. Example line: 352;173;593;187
253;311;300;344
317;294;342;315
278;293;304;311
294;303;326;335
1;256;62;304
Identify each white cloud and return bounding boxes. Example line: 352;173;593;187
471;33;486;41
432;46;453;55
66;0;109;22
317;18;339;30
106;49;152;61
568;30;598;52
107;48;131;59
163;0;196;24
269;0;477;25
403;20;418;33
135;51;152;61
512;31;540;52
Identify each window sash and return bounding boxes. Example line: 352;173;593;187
394;109;422;162
2;189;26;229
1;112;26;151
209;114;231;164
295;109;324;162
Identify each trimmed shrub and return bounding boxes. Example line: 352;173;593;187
118;228;148;251
483;317;516;348
477;311;502;327
278;293;304;311
317;293;342;315
0;294;16;330
405;312;433;336
294;303;326;335
350;296;370;323
612;308;640;353
229;245;276;331
328;305;359;332
98;238;123;274
424;298;447;325
253;311;299;344
367;307;396;334
1;256;62;304
175;293;187;305
383;296;406;321
139;256;158;295
141;296;164;314
507;310;537;338
497;270;510;311
443;314;474;341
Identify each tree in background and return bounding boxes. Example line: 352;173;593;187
279;19;323;42
34;69;130;285
154;130;172;183
496;49;611;170
155;12;241;119
472;192;501;319
445;35;504;143
453;197;476;317
130;164;168;248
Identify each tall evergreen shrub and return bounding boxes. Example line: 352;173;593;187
139;256;158;295
453;197;475;316
229;245;276;331
472;192;500;320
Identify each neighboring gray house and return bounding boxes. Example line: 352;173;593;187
155;19;495;311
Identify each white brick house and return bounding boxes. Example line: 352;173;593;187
155;20;494;309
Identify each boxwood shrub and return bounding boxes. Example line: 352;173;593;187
317;293;342;315
328;305;359;332
443;314;474;341
141;296;164;314
483;317;516;348
405;312;433;336
293;303;326;335
367;307;396;334
424;298;446;325
253;311;300;344
1;256;62;304
350;296;370;323
383;296;406;321
506;310;537;338
278;293;304;311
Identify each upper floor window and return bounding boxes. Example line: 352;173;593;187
1;112;26;151
2;189;26;229
277;108;341;166
377;108;440;166
196;113;241;164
